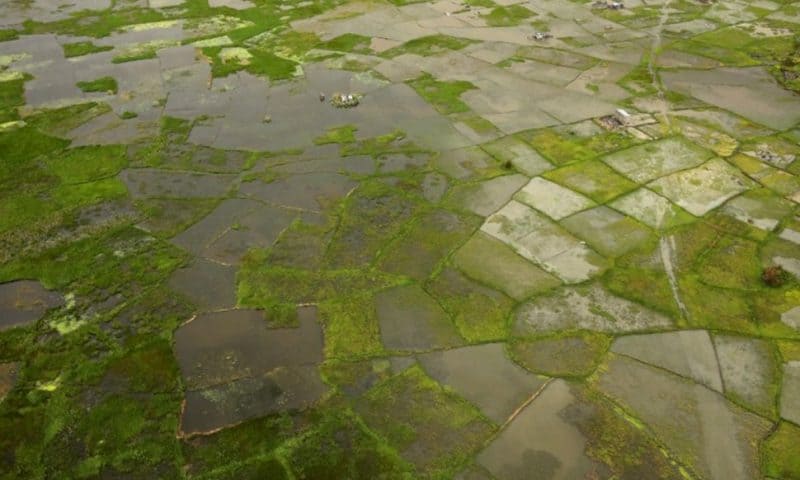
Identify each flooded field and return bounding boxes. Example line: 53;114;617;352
1;0;800;478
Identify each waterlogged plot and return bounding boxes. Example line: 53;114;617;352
3;0;800;476
0;280;63;330
560;206;652;257
513;177;595;220
649;158;754;216
611;330;724;392
514;284;674;335
176;307;327;435
601;136;712;183
481;200;608;283
446;173;528;216
610;187;693;229
453;232;561;300
597;355;773;480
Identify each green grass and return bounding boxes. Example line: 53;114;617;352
112;49;159;64
0;126;131;248
426;267;512;342
0;177;127;241
127;116;193;167
696;235;762;290
602;241;683;319
24;102;111;137
456;112;499;136
204;46;301;81
182;414;295;474
355;365;494;477
385;0;429;6
407;73;476;115
237;241;403;330
0;126;69;189
543;160;638;203
509;333;611;377
595;5;662;28
0;226;185;294
382;35;475;59
319;292;386;359
671;26;796;67
518;129;596;165
286;408;413;479
314;125;358;145
62;41;113;58
339;130;426;158
0;230;190;473
76;76;118;94
0;29;19;42
247;50;302;80
324;180;420;267
44;145;128;184
236;258;398;312
573;389;690;478
319;33;372;54
134;198;219;238
464;0;496;7
762;422;800;479
22;8;165;38
0;74;29;123
778;340;800;362
379;210;479;281
774;35;800;93
482;5;535;27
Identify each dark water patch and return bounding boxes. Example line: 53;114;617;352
0;280;63;331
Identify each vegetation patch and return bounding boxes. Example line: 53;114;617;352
340;130;427;158
0;73;30;123
324;180;420;267
482;5;536;27
44;145;127;184
426;267;512;343
382;35;476;58
602;241;682;319
543;160;638;203
518;129;601;165
24;102;111;138
314;124;358;145
237;238;404;341
775;34;800;92
408;73;476;115
23;8;165;38
696;235;762;290
762;422;800;479
77;76;118;94
574;388;689;478
62;41;113;58
182;414;296;475
510;333;610;377
379;209;480;282
319;292;386;359
206;46;301;81
319;33;373;54
0;226;186;297
135;198;219;239
286;408;413;479
354;365;494;477
0;29;19;42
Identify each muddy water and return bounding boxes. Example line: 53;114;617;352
0;280;63;331
175;306;326;434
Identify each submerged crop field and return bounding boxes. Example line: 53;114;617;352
1;0;800;478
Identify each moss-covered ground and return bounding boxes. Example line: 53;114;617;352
1;0;800;477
